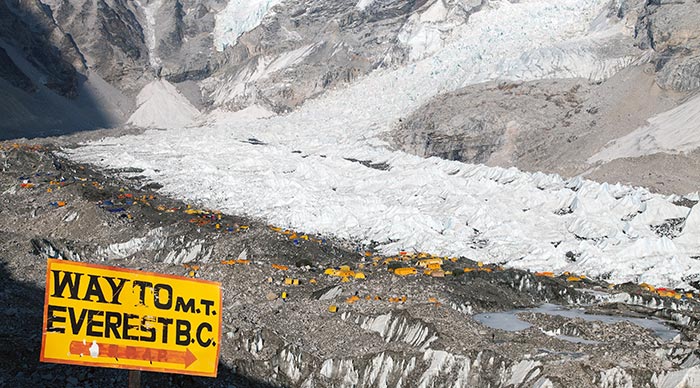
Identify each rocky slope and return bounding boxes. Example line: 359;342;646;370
0;0;483;135
0;0;224;136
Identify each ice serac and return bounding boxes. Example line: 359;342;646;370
397;0;462;61
127;79;201;129
676;204;700;249
214;0;283;51
655;366;700;388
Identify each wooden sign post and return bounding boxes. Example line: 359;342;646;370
40;259;222;379
128;370;141;388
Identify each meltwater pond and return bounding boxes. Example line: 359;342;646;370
473;303;680;343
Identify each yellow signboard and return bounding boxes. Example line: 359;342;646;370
41;259;222;377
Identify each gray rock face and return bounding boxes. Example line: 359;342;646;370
635;0;700;92
48;0;149;94
38;0;227;93
46;0;171;93
154;0;223;83
0;0;129;138
0;0;227;135
0;46;35;92
4;0;476;130
0;0;84;98
203;0;483;112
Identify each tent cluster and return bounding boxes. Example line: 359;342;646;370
15;172;78;211
369;251;458;267
95;190;253;233
392;267;419;276
324;265;366;282
268;225;328;246
18;173;73;191
0;143;44;152
535;271;587;283
183;263;200;278
46;177;78;193
640;283;695;300
97;193;151;219
344;295;407;304
383;254;503;279
220;258;251;265
181;205;249;233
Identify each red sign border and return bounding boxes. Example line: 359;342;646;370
40;258;222;378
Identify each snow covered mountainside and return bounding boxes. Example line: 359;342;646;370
68;0;700;290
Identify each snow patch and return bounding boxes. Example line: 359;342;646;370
679;204;700;240
600;367;633;388
532;377;555;388
97;228;166;260
418;350;455;388
361;353;396;388
321;359;359;387
354;312;438;349
318;286;343;301
207;45;317;107
356;0;376;11
266;44;318;74
417;350;470;388
201;105;276;125
279;348;303;383
591;93;700;162
397;0;456;61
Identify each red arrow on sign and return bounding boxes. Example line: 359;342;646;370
69;341;197;368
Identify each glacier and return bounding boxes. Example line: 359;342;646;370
214;0;283;51
68;0;700;289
